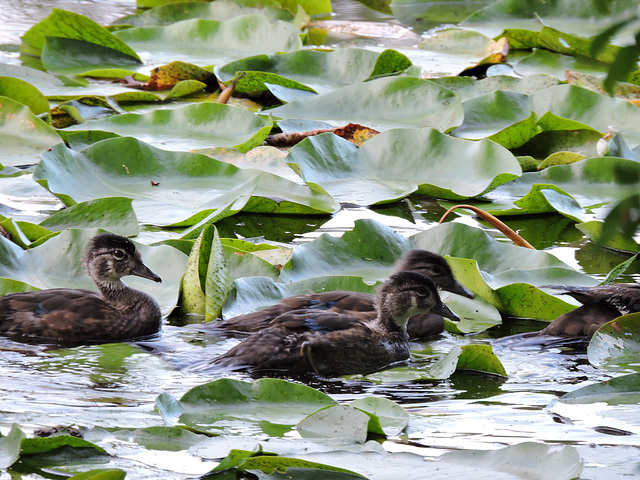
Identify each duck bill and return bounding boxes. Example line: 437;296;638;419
432;300;460;322
132;262;162;283
444;281;474;299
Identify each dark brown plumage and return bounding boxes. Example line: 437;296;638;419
212;271;460;377
216;250;472;339
0;233;162;345
535;283;640;338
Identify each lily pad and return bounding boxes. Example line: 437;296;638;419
587;312;640;371
157;378;337;433
486;184;584;221
117;0;294;27
270;76;463;130
286;128;521;204
34;137;337;227
0;77;50;116
557;372;640;405
0;96;62;167
39;197;139;235
220;48;413;94
297;405;371;443
21;8;140;61
64;102;273;153
113;15;303;64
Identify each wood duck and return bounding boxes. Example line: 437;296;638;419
216;250;472;339
534;283;640;338
0;233;162;345
212;271;460;377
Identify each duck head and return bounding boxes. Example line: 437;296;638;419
378;270;459;330
85;233;162;286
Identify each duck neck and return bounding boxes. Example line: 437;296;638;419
376;301;410;333
96;278;142;310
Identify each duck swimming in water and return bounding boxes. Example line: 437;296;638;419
0;233;162;345
532;283;640;338
212;271;459;377
215;250;472;339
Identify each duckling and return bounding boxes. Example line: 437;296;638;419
216;250;472;339
0;233;162;345
212;271;459;377
534;283;640;338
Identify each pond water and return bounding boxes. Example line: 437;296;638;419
1;1;640;479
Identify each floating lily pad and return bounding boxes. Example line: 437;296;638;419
64;102;272;153
588;312;640;371
0;96;62;167
271;76;463;131
286;127;520;204
0;77;50;116
220;48;411;93
156;378;337;434
113;15;303;64
117;0;294;27
35;137;337;227
21;8;140;61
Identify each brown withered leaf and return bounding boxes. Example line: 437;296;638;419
266;123;379;148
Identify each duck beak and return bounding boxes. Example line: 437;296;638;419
132;261;162;283
444;280;474;299
432;300;459;322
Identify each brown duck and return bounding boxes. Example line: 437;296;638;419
212;271;459;377
534;283;640;338
216;250;472;339
0;233;162;345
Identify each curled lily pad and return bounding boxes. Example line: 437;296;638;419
286;127;520;204
0;77;49;116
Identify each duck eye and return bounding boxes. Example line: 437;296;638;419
113;249;126;260
416;287;429;297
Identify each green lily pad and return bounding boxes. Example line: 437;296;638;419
286;128;520;204
431;344;507;379
220;48;411;93
588;312;640;371
576;221;640;253
65;103;272;153
69;469;126;480
0;77;50;116
35;137;336;227
557;372;640;405
41;36;142;75
21;8;140;61
0;424;26;469
0;228;186;317
349;397;409;436
117;0;294;27
297;405;371;443
270;76;463;130
431;74;560;102
113;15;303;63
38;197;139;235
437;441;583;480
486;184;584;221
179;225;231;321
157;378;337;433
0;96;62;167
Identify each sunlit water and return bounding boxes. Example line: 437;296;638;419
1;1;640;479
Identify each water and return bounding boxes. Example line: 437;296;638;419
1;1;640;478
